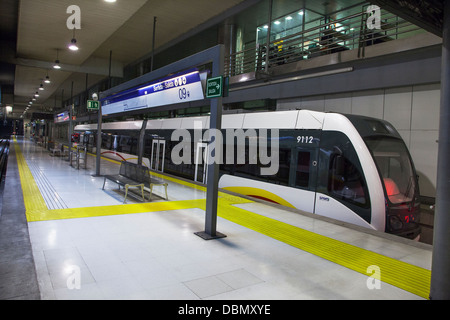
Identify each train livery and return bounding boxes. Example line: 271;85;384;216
74;110;421;239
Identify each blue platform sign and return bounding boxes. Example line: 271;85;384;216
101;69;205;115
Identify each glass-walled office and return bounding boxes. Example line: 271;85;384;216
225;0;425;77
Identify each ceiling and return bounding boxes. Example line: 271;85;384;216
369;0;443;37
0;0;246;119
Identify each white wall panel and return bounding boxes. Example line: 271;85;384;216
300;96;325;111
411;84;441;130
324;93;352;114
351;90;384;118
384;87;412;130
276;98;300;111
410;130;439;198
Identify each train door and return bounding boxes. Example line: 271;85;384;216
194;142;208;184
314;131;372;227
151;139;165;172
291;146;319;213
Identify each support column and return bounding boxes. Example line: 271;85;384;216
95;101;102;177
430;0;450;300
137;119;147;166
195;45;226;240
264;0;273;74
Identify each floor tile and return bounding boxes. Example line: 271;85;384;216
183;275;234;298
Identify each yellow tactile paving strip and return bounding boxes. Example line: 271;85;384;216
13;138;431;299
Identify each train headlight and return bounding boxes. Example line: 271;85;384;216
389;215;403;231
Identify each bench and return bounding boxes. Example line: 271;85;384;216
102;161;168;203
50;143;67;157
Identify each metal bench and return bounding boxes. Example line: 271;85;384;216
102;161;168;203
50;143;65;156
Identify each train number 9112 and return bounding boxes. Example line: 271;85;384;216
297;135;314;144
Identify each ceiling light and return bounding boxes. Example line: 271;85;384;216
274;21;280;25
39;84;44;90
53;49;61;69
34;91;39;98
68;38;79;51
104;0;117;2
286;16;292;20
298;10;304;15
44;75;51;84
53;60;61;69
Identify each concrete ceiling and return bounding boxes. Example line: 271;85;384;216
0;0;246;118
369;0;443;37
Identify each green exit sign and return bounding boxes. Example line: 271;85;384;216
206;76;223;98
87;100;99;110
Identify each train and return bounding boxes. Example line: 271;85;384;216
74;109;421;240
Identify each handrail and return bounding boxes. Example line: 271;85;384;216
224;7;425;78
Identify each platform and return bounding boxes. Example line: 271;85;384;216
1;137;432;300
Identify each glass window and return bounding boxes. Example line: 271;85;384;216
266;147;290;186
365;137;416;204
296;151;310;188
329;153;368;206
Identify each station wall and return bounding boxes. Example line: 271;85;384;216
277;83;441;200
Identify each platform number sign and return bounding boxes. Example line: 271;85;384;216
206;76;223;98
87;100;99;110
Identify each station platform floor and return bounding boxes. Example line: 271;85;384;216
1;137;433;300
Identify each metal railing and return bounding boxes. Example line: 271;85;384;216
224;8;424;78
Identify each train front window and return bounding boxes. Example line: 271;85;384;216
365;137;416;205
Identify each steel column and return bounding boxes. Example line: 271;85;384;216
195;45;226;240
95;101;102;177
430;0;450;300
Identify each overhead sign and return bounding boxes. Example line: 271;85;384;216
101;69;206;115
54;111;69;123
87;100;99;110
206;76;223;98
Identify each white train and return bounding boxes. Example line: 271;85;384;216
75;110;421;239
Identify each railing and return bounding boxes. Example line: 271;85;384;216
224;8;424;78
